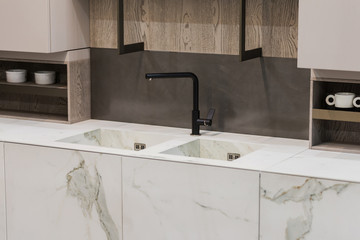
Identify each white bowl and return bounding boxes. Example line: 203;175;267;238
35;71;56;85
6;69;27;83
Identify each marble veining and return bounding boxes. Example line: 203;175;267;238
5;143;122;240
59;128;175;151
261;178;350;240
193;200;249;222
66;153;119;240
162;139;262;161
123;156;259;240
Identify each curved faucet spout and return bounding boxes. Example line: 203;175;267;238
145;72;199;111
145;72;214;135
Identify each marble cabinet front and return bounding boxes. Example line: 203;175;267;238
122;156;260;240
0;143;5;240
260;172;360;240
4;143;122;240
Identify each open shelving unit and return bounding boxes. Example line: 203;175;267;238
0;49;90;123
310;76;360;154
0;79;67;98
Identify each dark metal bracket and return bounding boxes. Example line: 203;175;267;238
118;0;144;54
118;0;262;60
240;0;262;61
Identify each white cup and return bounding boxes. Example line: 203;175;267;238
326;92;360;108
353;96;360;108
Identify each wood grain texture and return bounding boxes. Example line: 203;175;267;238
91;0;298;57
68;59;91;123
313;109;360;123
323;120;360;145
0;92;68;117
312;142;360;154
0;109;68;123
94;0;243;54
262;0;298;58
90;0;118;48
312;119;360;148
125;0;241;54
245;0;262;50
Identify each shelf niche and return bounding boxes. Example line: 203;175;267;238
0;49;90;123
310;77;360;153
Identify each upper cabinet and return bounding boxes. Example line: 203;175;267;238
298;0;360;72
0;0;89;53
91;0;299;58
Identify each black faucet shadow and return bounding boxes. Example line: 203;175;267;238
145;72;215;135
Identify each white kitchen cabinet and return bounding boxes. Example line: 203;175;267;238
0;0;89;53
0;143;4;240
260;172;360;240
298;0;360;72
122;156;259;240
4;143;122;240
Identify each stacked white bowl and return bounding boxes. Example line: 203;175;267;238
6;69;27;83
34;71;56;85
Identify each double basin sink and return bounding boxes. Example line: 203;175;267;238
59;128;262;161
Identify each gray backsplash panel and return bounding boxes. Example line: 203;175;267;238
91;49;310;139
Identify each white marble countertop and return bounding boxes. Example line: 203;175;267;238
0;117;359;183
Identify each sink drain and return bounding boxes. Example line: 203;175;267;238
227;153;241;161
134;143;146;151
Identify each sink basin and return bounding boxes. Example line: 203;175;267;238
58;128;174;151
161;139;262;161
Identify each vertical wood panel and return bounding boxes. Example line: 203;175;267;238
90;0;298;58
90;0;118;48
136;0;241;54
262;0;298;58
219;0;241;54
68;59;91;123
246;0;263;50
124;0;143;45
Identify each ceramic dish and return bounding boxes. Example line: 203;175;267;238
35;71;56;85
6;69;27;83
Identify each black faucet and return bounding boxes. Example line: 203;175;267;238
145;72;215;135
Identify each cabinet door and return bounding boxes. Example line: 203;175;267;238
298;0;360;71
260;173;360;240
49;0;89;52
0;0;50;52
123;157;259;240
5;143;122;240
0;143;4;240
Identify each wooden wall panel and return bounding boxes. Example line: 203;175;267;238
262;0;298;58
90;0;298;58
124;0;241;55
68;59;91;123
90;0;118;48
246;0;263;50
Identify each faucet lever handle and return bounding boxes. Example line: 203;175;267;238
207;108;215;121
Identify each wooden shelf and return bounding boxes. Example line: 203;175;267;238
312;109;360;123
312;142;360;154
311;80;360;154
0;50;90;124
0;79;67;98
0;109;68;123
312;77;360;84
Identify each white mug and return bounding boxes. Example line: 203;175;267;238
326;92;360;108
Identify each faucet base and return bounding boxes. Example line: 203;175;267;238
192;110;200;135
